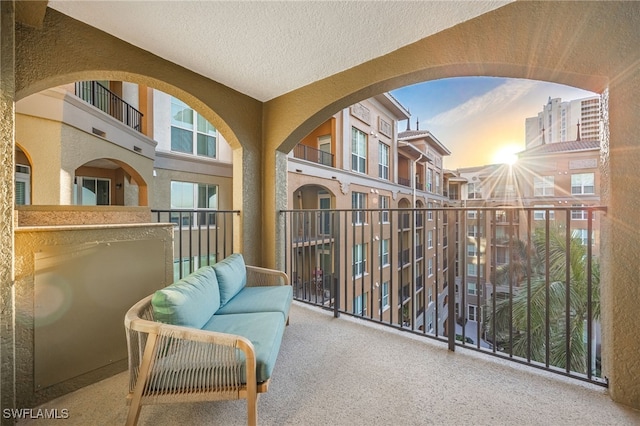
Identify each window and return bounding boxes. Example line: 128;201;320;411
572;204;589;220
427;202;433;221
427;312;434;332
468;304;479;322
467;225;478;238
427;230;434;248
467;210;477;219
352;192;367;224
428;258;434;277
354;293;367;316
380;239;390;267
170;181;218;226
467;263;477;277
534;205;555;221
467;243;477;257
468;282;477;296
435;173;441;194
571;173;595;194
468;182;482;199
380;282;390;311
427;169;433;192
378;143;390;180
352;243;367;277
74;177;110;206
171;97;217;158
428;287;433;303
15;164;30;205
573;229;594;246
379;195;390;223
534;176;555;196
351;127;367;173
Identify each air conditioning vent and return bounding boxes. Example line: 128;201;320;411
92;127;106;137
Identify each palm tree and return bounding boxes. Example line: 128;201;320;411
486;226;599;375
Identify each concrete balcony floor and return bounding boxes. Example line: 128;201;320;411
19;302;640;425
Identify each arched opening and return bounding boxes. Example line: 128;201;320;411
73;158;145;207
14;144;33;205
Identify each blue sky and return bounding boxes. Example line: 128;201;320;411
390;77;597;169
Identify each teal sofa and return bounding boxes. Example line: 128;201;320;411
124;254;292;426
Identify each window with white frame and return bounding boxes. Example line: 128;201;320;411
170;181;218;226
381;282;390;311
378;142;390;180
467;225;478;238
427;230;434;248
171;97;217;158
534;205;555;221
534;176;555;196
74;176;110;206
467;263;477;277
467;243;477;257
354;293;367;316
379;195;390;223
468;304;479;322
427;202;433;221
571;173;595;195
428;258;434;276
351;127;367;173
352;192;367;224
435;172;441;194
352;243;367;277
572;204;589;220
468;282;477;295
379;239;390;267
428;287;433;303
468;182;482;199
427;169;433;192
467;210;477;219
572;229;594;246
15;164;31;205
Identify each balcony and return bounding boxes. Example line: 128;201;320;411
398;177;411;187
75;81;143;132
25;301;638;425
293;143;334;167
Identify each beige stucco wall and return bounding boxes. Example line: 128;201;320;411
3;0;639;412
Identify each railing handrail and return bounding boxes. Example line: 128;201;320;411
75;81;144;132
280;206;608;213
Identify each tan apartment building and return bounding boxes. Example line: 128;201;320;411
446;134;601;341
287;94;452;335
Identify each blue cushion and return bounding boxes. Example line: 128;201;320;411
151;266;220;328
202;312;285;383
215;286;293;321
213;253;247;306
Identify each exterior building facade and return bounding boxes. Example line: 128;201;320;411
525;95;601;148
287;94;452;334
446;136;601;344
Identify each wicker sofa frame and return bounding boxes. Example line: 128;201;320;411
124;265;289;426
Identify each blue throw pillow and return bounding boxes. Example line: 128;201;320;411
213;253;247;306
152;266;220;329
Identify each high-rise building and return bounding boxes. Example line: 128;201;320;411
525;95;601;148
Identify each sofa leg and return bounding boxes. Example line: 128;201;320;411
286;316;290;326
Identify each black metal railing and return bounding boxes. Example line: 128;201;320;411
152;209;239;281
293;143;334;167
75;81;143;132
281;205;607;386
398;177;411;187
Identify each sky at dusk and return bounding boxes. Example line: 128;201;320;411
390;77;597;170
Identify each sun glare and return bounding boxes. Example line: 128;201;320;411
493;145;521;165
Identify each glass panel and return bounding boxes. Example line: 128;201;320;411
96;179;110;205
197;114;216;135
82;178;97;205
171;127;193;153
15;181;25;205
171;98;193;128
196;133;216;157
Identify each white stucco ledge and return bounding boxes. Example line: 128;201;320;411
15;205;152;227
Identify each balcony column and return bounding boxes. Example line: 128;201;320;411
601;75;640;408
261;146;288;271
0;0;16;416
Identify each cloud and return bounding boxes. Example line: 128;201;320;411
426;79;539;127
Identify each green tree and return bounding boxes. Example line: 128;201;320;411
486;227;599;374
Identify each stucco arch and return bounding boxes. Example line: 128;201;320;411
259;2;640;409
74;158;148;207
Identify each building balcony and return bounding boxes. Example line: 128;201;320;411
75;81;143;132
292;143;334;167
25;301;639;425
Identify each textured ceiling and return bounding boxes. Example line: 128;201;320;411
48;1;511;102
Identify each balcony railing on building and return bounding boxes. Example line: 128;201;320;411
75;81;143;132
293;143;334;167
281;205;607;387
151;209;239;280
